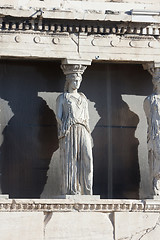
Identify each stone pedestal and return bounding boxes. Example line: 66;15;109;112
52;195;100;200
0;195;9;199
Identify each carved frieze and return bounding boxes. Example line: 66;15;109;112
0;199;159;213
0;200;144;212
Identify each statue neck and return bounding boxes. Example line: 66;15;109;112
68;88;78;94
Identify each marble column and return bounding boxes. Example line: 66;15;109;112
143;62;160;198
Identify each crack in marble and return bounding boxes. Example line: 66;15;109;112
118;215;160;240
44;212;53;240
138;216;160;240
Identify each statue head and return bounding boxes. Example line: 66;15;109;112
64;73;82;92
143;64;160;93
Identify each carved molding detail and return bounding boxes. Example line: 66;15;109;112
0;17;160;37
61;64;87;75
0;199;159;213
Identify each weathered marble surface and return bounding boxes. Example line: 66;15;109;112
115;212;160;240
1;0;160;11
0;199;160;240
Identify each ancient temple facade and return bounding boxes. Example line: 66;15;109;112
0;0;160;239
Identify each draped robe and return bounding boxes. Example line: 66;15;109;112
56;92;93;195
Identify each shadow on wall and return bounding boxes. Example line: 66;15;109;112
82;63;152;199
0;60;63;198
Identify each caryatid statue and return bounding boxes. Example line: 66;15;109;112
144;64;160;197
56;64;93;195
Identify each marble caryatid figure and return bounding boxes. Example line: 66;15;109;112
56;64;93;195
144;66;160;196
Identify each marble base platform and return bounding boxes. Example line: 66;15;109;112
0;199;160;240
52;195;100;200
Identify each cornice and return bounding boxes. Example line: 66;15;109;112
0;17;160;37
1;2;160;23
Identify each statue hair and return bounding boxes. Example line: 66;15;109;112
64;73;82;92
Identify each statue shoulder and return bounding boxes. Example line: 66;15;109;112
79;92;88;101
56;93;65;105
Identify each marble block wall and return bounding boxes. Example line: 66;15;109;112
0;199;160;240
1;211;159;240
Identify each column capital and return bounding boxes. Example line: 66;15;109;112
61;64;87;76
61;59;92;66
61;59;91;76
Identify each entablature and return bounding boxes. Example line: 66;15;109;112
1;16;160;36
0;13;160;63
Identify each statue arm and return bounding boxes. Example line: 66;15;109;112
79;93;91;133
143;97;151;125
85;99;91;133
56;94;64;125
143;97;152;144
